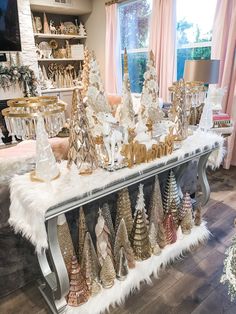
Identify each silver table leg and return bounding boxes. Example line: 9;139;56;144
198;152;211;206
37;217;69;314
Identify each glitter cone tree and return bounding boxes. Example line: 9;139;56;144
157;221;167;248
170;199;179;229
67;88;98;175
134;184;149;227
95;208;113;266
163;212;177;245
194;203;202;226
81;47;90;98
115;187;133;236
67;256;90;307
181;203;194;235
102;203;115;247
140;50;163;124
81;231;101;295
179;192;192;223
130;210;151;260
149;175;164;229
100;255;116;289
116;247;129;280
114;218;135;269
163;170;181;215
149;222;161;255
77;207;88;263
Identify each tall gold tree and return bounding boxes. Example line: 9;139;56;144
163;170;181;215
77;207;88;263
67;88;98;175
149;175;164;229
100;255;116;289
81;46;90;98
115;187;133;236
102;203;115;247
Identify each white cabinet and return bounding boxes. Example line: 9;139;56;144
30;0;92;15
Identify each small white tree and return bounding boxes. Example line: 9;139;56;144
134;184;149;226
79;22;86;37
35;116;59;181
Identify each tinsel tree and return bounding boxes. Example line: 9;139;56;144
163;170;181;215
149;222;161;255
67;256;90;306
116;48;135;131
81;47;90;98
194;203;202;226
67;88;98;175
81;231;101;295
100;255;116;289
77;207;88;263
130;210;151;261
157;221;167;249
149;175;164;229
116;247;129;281
163;212;177;245
140;50;163;124
102;203;115;247
114;218;135;269
95;208;113;266
115;187;133;236
179;192;192;223
134;184;149;227
180;203;194;235
87;52;110;113
170;199;179;229
57;214;75;272
221;231;236;301
35;116;59;181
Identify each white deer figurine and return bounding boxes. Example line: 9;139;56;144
49;20;57;34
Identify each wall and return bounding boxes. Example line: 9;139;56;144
84;0;107;81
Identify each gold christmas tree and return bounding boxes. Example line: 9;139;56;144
95;208;113;266
77;207;88;263
181;203;194;234
170;199;179;229
67;256;90;307
115;188;133;236
130;210;151;261
102;203;115;247
116;247;129;281
179;192;192;223
149;175;164;229
149;222;161;255
81;46;90;98
100;255;116;289
194;203;202;226
114;218;135;269
67;88;98;175
157;221;167;249
163;212;177;245
163;170;181;215
57;214;75;271
81;231;101;294
134;184;149;227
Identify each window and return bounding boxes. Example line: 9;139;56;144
119;0;152;93
176;0;217;80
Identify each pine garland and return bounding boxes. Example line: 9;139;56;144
0;64;38;96
221;234;236;301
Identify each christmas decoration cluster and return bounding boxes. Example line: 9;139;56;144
58;170;203;307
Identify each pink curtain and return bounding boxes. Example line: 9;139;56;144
211;0;236;168
105;4;121;95
149;0;176;102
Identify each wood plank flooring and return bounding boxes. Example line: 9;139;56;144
1;166;236;314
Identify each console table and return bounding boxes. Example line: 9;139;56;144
8;130;224;314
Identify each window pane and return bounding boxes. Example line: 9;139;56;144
121;52;148;93
119;0;152;50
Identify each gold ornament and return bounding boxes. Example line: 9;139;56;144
115;188;133;236
130;210;151;261
100;255;116;289
77;207;88;263
114;218;135;269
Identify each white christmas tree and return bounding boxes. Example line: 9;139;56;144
134;184;149;226
79;22;87;37
35;116;60;181
198;98;213;132
140;50;163;124
86;53;110;114
116;48;135;141
0;127;5;146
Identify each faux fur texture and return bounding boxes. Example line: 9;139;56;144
8;130;223;253
66;223;210;314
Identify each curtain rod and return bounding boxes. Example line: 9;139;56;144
105;0;127;6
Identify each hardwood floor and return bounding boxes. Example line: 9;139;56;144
1;166;236;314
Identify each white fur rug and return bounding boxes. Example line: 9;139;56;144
8;130;224;253
66;223;210;314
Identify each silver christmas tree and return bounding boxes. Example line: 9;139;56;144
163;170;180;215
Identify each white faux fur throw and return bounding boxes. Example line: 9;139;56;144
66;223;210;314
8;130;223;253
